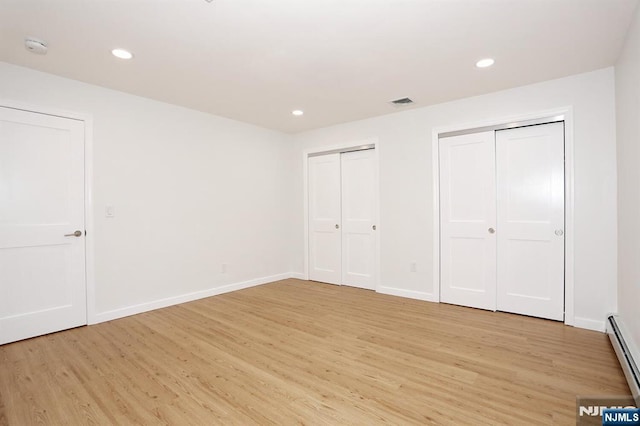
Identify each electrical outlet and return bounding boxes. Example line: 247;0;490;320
105;205;115;218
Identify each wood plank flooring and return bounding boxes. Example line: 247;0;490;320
0;279;630;425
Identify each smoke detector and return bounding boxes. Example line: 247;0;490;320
25;38;47;55
389;97;414;107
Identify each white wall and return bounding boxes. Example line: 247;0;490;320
616;4;640;351
291;68;618;331
0;60;621;332
0;61;295;323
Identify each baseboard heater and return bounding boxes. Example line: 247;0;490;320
607;315;640;405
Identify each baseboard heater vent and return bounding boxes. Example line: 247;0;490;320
607;315;640;405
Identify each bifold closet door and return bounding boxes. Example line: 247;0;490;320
496;122;565;321
341;149;376;290
439;131;497;310
308;153;342;285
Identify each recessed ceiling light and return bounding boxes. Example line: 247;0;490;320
292;110;304;116
476;58;495;68
111;48;133;60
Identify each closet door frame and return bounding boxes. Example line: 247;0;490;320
302;139;380;291
431;107;575;327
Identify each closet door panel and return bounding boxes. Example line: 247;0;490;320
308;154;342;285
341;149;376;290
439;131;496;310
496;122;565;320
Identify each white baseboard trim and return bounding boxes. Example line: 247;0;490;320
376;286;438;302
573;316;606;332
90;272;294;325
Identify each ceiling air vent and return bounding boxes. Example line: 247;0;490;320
389;97;414;107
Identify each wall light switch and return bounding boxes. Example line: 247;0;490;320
105;205;115;218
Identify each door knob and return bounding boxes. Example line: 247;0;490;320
372;225;377;231
555;229;564;236
488;228;495;234
64;230;83;237
335;224;340;229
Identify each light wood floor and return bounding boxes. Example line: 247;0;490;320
0;279;630;425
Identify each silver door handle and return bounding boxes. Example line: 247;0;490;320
555;229;564;236
372;225;376;231
64;230;83;237
335;224;340;229
488;228;495;234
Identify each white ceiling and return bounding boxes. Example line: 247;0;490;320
0;0;637;133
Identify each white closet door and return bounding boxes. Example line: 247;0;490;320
439;131;497;310
0;107;86;345
308;154;342;284
341;149;376;290
496;122;565;320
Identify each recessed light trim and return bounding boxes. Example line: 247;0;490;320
112;48;133;60
292;110;304;116
476;58;495;68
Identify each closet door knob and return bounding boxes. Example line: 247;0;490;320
335;224;340;229
488;228;495;234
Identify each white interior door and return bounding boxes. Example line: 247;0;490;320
308;153;342;285
439;131;497;311
0;106;86;345
341;149;376;290
496;122;565;320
